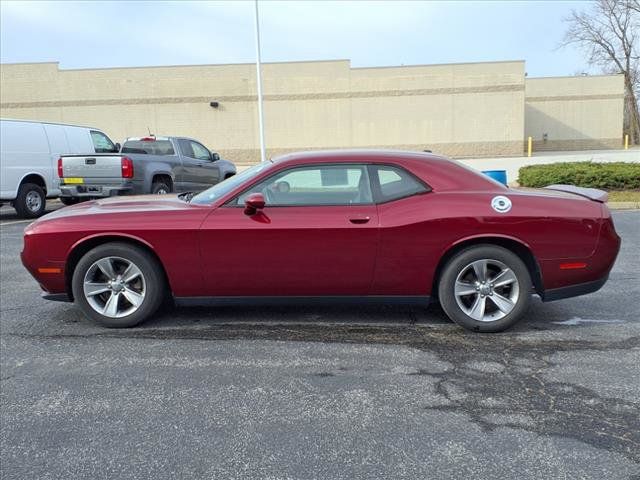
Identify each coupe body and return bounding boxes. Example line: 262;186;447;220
22;150;621;332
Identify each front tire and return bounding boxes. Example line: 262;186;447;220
438;245;532;333
71;243;166;328
14;183;46;218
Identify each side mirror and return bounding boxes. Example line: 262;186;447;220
244;193;265;216
114;143;121;152
212;152;220;161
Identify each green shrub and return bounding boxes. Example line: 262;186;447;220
517;162;640;190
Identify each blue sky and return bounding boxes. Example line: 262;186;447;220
1;0;598;77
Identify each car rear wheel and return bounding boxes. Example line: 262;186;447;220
437;245;532;333
14;183;46;218
72;243;166;328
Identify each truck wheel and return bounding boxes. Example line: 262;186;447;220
59;197;80;206
151;181;171;195
14;183;46;218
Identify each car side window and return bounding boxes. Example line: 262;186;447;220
190;141;211;161
234;165;373;206
90;131;116;153
371;165;429;202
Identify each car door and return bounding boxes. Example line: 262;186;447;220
198;163;379;296
177;139;219;191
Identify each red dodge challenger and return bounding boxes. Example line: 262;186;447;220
21;150;621;332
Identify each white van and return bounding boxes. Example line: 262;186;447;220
0;119;119;218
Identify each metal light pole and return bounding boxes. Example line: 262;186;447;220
254;0;266;162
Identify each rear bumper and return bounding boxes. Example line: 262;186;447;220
541;275;609;302
60;184;133;198
42;292;72;302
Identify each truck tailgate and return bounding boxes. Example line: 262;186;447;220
61;154;123;181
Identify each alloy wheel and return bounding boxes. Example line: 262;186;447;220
83;256;146;318
454;258;520;322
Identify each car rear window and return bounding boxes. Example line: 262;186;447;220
371;165;429;202
121;140;175;155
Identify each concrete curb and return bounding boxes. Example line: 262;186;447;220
607;202;640;210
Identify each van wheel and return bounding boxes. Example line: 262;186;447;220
14;183;46;218
151;181;171;195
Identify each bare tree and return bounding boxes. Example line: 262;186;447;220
562;0;640;144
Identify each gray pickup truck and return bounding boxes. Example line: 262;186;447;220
58;136;236;202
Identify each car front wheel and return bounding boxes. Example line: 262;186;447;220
71;243;166;328
438;245;532;333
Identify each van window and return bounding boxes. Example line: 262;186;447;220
90;131;117;153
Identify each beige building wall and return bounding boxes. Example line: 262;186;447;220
525;75;625;152
0;60;624;165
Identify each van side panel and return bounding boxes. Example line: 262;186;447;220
0;120;52;199
43;124;72;195
64;126;94;154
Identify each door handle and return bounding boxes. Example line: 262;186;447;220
349;216;370;224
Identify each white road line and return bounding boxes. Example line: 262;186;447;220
0;220;32;226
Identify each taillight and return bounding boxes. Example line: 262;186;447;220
57;158;63;178
121;157;134;178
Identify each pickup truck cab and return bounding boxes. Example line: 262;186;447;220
58;136;236;201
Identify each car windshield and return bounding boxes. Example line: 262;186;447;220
190;162;271;205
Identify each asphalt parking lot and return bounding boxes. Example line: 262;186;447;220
1;203;639;479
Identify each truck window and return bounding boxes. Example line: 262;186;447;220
121;140;175;155
179;139;211;161
90;131;117;153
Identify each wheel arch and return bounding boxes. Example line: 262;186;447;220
19;173;48;195
65;233;172;301
431;235;543;299
151;172;173;189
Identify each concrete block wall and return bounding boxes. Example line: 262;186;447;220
524;75;625;152
0;60;624;165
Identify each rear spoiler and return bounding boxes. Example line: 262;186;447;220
544;184;608;203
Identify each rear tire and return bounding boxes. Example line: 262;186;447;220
71;242;166;328
151;181;171;195
14;183;46;218
437;245;532;333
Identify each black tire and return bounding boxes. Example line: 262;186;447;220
437;245;532;333
59;196;80;206
14;183;46;218
71;242;166;328
151;180;171;195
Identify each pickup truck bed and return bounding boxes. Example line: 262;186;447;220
59;136;236;199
